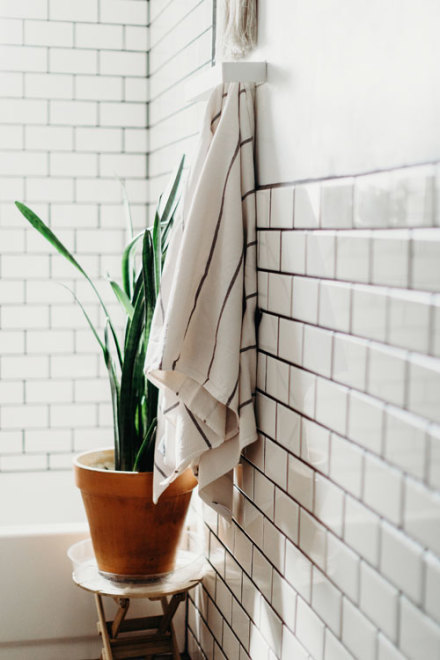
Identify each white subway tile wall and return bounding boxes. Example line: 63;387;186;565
0;0;152;470
189;163;440;660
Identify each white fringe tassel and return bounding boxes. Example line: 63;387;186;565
221;0;257;59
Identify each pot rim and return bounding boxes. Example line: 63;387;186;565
74;447;146;475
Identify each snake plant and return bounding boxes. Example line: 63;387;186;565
15;156;185;472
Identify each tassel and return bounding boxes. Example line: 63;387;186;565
221;0;257;59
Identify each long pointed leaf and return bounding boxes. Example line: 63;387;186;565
121;231;144;298
157;155;185;226
108;278;135;320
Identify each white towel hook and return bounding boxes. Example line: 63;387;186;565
185;61;267;103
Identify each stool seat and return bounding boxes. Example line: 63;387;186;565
69;541;205;660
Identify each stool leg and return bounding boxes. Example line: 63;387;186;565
161;596;181;660
95;593;113;660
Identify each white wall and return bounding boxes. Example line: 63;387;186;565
254;0;440;184
0;0;148;474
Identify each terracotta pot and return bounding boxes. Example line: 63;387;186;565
74;448;198;580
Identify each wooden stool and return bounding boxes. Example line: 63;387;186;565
70;545;204;660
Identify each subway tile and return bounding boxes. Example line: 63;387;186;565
125;25;149;51
295;596;325;659
294;183;320;228
0;17;22;44
271;573;296;629
267;273;292;316
263;517;285;573
25;126;73;151
282;626;308;660
314;473;344;536
1;0;47;19
336;230;371;283
252;547;272;601
265;438;288;490
288;455;314;511
342;597;377;660
367;343;407;407
352;284;388;342
281;231;306;274
290;365;316;417
324;629;354;660
26;72;73;99
428;425;440;490
285;539;312;601
266;356;289;406
0;123;23;148
274;487;299;544
302;325;333;378
344;494;380;566
256;393;276;439
404;477;440;555
377;633;407;660
76;76;122;102
99;50;147;77
100;0;148;25
315;377;348;436
431;296;440;358
371;230;410;287
270;187;294;228
292;275;319;323
363;454;403;525
360;561;398;641
389;166;435;227
49;48;97;75
100;153;146;178
232;598;250;650
100;102;146;127
0;44;47;72
319;280;352;332
259;598;283;657
333;333;368;390
276;403;301;454
388;289;431;353
330;432;364;497
306;232;336;279
380;520;423;603
0;98;47;124
256;190;270;228
25;19;73;47
75;23;123;50
301;418;330;474
50;152;97;177
355;170;391;228
258;230;281;271
125;77;149;102
278;318;303;366
326;533;359;601
320;178;353;228
407;353;440;424
50;100;97;126
257;270;268;309
424;551;440;626
49;0;98;21
312;566;342;636
348;390;384;454
299;508;327;570
207;598;223;645
399;596;440;660
249;622;270;660
2;404;48;429
384;406;427;480
411;229;440;292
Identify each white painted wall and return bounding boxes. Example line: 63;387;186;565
253;0;440;184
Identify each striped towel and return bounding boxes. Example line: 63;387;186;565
145;82;257;519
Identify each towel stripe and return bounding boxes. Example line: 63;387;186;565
185;405;212;448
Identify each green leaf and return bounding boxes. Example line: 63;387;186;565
108;278;135;320
133;417;157;472
121;231;144;299
104;322;121;470
157;155;185;226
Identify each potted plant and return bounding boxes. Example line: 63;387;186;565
15;156;198;580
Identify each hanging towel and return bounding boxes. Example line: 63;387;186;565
145;82;258;519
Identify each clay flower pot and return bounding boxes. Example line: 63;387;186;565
74;448;198;580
